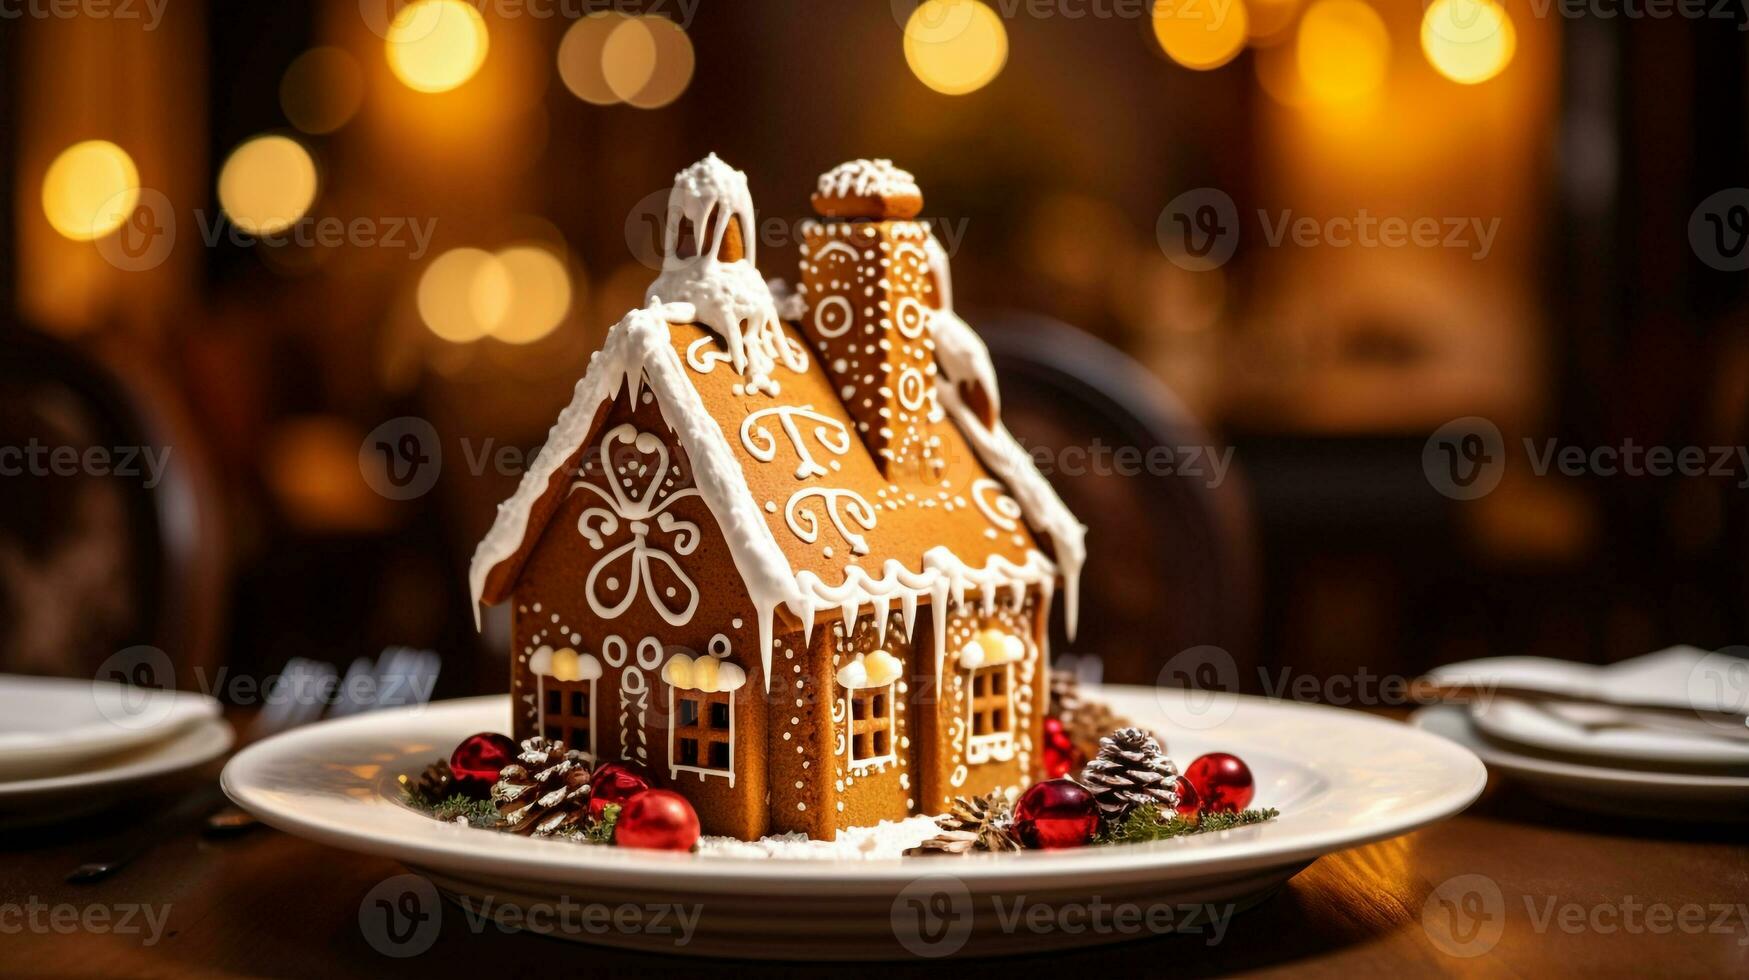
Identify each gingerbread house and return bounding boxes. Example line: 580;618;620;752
469;155;1085;840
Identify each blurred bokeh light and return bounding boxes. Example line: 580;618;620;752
385;0;489;94
1421;0;1516;85
903;0;1008;95
1296;0;1390;105
40;140;140;242
419;247;502;342
218;135;319;236
488;245;573;345
1153;0;1249;71
280;46;365;134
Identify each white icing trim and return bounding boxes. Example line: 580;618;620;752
646;154;805;395
835;650;902;689
792;547;1055;690
528;645;603;682
816;159;921;201
956;627;1026;670
468;299;812;690
662;652;748;693
923;242;1085;638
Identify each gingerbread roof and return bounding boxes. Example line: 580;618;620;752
469;156;1085;689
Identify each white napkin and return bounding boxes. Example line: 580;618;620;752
1427;646;1749;713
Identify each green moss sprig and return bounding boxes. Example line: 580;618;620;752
1100;804;1280;844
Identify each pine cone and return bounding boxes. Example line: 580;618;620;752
401;759;453;800
904;829;981;857
491;737;593;836
1050;669;1158;762
1081;727;1180;821
942;791;1021;853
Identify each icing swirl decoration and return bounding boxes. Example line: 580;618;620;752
894;295;928;340
812;295;854;340
895;366;929;413
785;487;877;556
684;335;733;374
971;478;1022;532
740;405;853;479
571;425;703;626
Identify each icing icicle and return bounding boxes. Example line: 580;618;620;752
646;154;805;396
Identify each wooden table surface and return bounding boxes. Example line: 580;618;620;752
5;741;1746;977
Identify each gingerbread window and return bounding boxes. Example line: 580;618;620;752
673;688;733;771
847;684;896;766
957;627;1024;765
542;679;595;753
835;650;903;768
969;664;1011;738
663;652;747;786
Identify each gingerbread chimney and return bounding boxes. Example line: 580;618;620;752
798;159;948;480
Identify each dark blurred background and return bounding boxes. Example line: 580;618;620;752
3;0;1747;697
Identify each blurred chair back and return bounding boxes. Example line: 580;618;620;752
0;327;224;684
975;312;1257;685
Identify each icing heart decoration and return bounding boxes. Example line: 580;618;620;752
572;424;703;627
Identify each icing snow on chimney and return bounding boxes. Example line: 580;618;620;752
799;159;949;480
646;154;805;396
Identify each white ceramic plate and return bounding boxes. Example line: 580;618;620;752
0;716;234;828
1468;697;1749;768
0;675;222;781
1411;705;1749;821
223;688;1484;958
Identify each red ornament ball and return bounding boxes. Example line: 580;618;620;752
589;762;653;819
1040;717;1085;779
1173;775;1202;815
1012;778;1099;849
1184;753;1254;813
614;789;700;851
449;732;518;799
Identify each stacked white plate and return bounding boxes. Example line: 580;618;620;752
1411;647;1749;820
0;675;232;827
